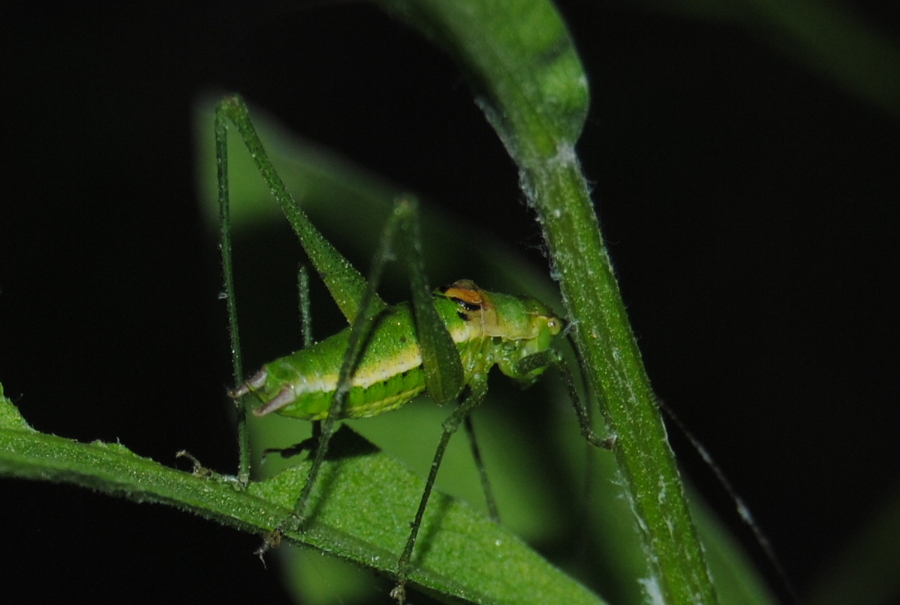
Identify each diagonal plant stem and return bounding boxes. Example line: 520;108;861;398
373;0;718;602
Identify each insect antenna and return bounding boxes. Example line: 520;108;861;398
657;398;798;603
561;332;606;572
563;326;796;600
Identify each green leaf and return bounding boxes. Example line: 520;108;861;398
0;386;604;605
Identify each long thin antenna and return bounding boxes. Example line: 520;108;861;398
657;398;797;602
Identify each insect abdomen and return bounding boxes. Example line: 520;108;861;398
250;305;430;420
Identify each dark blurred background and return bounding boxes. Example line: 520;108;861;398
2;1;898;603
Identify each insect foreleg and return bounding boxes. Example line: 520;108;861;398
516;349;615;450
391;379;490;605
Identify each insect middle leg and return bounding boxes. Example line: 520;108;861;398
390;378;489;605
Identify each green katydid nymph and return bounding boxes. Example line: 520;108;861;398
215;94;612;604
232;280;564;422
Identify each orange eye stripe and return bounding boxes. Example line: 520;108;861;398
441;279;487;310
444;286;484;306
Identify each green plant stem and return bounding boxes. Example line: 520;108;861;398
532;160;716;605
374;0;718;602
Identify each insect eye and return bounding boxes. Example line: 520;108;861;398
546;317;564;334
450;297;482;312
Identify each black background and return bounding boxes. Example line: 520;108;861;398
2;1;898;603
